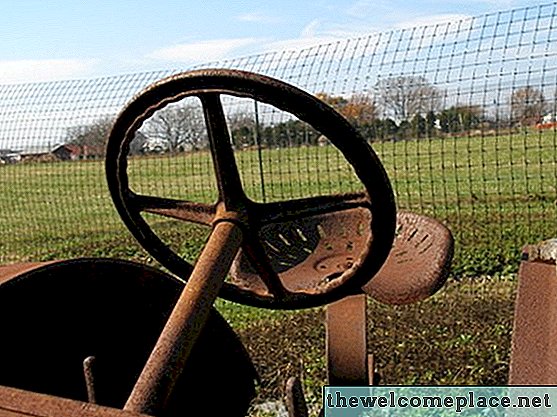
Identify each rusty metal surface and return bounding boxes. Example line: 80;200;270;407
325;211;453;385
285;376;309;417
0;258;256;417
232;209;452;307
124;221;244;415
509;246;557;384
0;385;152;417
326;294;369;385
363;211;454;305
0;261;55;284
231;207;371;297
106;68;396;309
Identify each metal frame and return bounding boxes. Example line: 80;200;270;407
509;240;557;384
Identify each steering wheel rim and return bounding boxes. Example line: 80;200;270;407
106;69;396;309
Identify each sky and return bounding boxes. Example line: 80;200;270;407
0;0;543;84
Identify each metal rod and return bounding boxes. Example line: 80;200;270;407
83;356;97;404
285;376;309;417
254;100;266;203
124;220;243;415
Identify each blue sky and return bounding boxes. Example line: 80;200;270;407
0;0;540;84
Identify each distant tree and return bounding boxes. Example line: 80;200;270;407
509;86;546;127
65;117;113;158
374;76;441;121
316;92;379;141
366;118;398;141
344;94;378;125
261;120;319;148
438;105;483;134
398;120;412;139
316;92;378;124
410;114;427;138
141;102;207;152
425;111;437;137
229;113;257;148
67;117;112;146
66;117;149;157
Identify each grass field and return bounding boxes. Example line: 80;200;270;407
0;130;555;414
1;129;555;274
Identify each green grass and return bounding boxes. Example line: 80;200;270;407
1;129;555;276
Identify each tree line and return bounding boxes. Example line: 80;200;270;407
64;76;550;157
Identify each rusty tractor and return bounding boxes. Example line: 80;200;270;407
0;69;471;416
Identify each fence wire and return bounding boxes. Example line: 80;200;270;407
1;3;556;277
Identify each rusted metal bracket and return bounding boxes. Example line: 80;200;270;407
83;356;97;404
285;376;309;417
326;294;371;385
509;239;557;384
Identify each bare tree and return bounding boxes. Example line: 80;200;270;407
67;117;112;147
374;76;441;121
67;117;150;156
65;116;114;158
141;102;207;152
510;86;546;127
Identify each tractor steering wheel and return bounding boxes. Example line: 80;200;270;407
106;69;396;310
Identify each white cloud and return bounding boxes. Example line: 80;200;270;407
0;59;95;84
148;38;261;64
263;36;339;54
262;20;347;54
301;19;321;38
394;13;472;30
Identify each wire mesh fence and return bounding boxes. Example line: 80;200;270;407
1;3;556;277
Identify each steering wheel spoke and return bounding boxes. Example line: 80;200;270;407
199;93;246;210
255;192;371;226
130;193;215;226
240;235;290;299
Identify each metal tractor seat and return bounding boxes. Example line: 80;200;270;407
231;209;454;391
325;210;454;386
